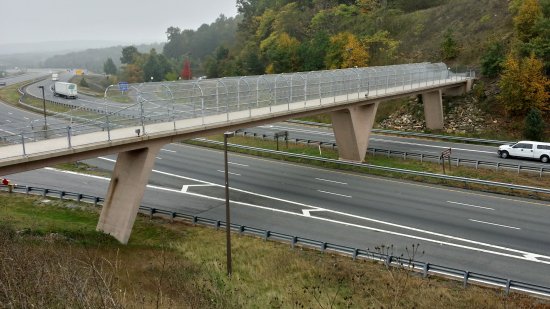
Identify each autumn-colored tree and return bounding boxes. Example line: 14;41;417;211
121;64;144;83
181;59;192;80
514;0;543;42
498;54;550;115
326;32;369;69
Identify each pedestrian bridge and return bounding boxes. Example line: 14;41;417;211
0;62;473;243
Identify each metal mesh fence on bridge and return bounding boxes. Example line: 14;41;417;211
0;62;473;158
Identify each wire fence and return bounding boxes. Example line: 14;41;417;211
1;183;548;298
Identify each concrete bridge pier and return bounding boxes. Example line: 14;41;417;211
422;90;444;130
97;142;163;244
331;102;379;162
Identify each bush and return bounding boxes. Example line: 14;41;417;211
79;78;89;88
481;42;505;77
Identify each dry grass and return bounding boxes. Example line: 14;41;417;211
1;192;549;308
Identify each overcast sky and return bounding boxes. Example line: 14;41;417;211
1;0;238;45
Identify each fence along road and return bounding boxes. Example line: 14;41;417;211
0;62;474;243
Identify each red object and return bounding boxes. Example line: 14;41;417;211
180;59;192;80
2;178;8;185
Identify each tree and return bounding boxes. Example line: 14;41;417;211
440;29;459;60
514;0;543;42
524;108;546;140
143;49;164;82
181;59;192;80
120;46;139;64
480;42;505;77
498;54;550;115
260;32;300;73
325;32;369;69
103;58;117;75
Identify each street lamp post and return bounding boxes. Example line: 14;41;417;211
224;131;235;276
38;85;47;129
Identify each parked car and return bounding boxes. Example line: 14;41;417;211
0;81;6;86
498;141;550;163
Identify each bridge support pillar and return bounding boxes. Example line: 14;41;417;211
331;103;379;162
97;143;162;244
422;90;444;130
443;79;472;96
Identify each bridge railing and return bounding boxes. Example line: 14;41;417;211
0;62;473;160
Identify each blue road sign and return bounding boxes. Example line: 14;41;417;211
118;82;128;92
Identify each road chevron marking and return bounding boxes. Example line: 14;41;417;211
46;164;550;265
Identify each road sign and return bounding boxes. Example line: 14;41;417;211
441;148;452;158
118;82;129;92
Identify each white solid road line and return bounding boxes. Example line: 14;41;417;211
317;190;352;198
229;162;249;167
469;219;521;230
161;149;177;153
369;138;495;154
447;201;495;210
315;178;347;185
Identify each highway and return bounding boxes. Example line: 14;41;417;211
2;72;550;288
6;142;550;287
242;122;550;169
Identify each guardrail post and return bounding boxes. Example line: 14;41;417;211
77;194;82;202
475;161;479;169
59;191;64;199
517;165;520;174
320;242;327;252
239;225;245;235
193;216;198;225
423;263;429;278
505;279;511;295
264;230;270;241
291;236;297;248
463;271;469;288
420;153;424;163
386;255;392;267
540;167;543;178
25;186;30;194
94;197;99;207
42;188;48;196
496;162;500;171
352;248;358;260
149;208;155;220
216;220;221;230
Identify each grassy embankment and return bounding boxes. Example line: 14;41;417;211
1;191;546;308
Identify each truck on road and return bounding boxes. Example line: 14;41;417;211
53;82;78;99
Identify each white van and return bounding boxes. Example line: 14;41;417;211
498;141;550;163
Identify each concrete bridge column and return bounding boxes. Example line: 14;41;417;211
331;102;379;162
97;143;163;244
422;90;444;130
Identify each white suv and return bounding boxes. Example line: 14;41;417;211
498;141;550;163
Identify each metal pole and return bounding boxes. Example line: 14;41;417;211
224;131;233;276
38;86;47;129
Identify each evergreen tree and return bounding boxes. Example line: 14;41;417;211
103;58;117;75
524;108;545;140
481;42;505;77
440;29;459;60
